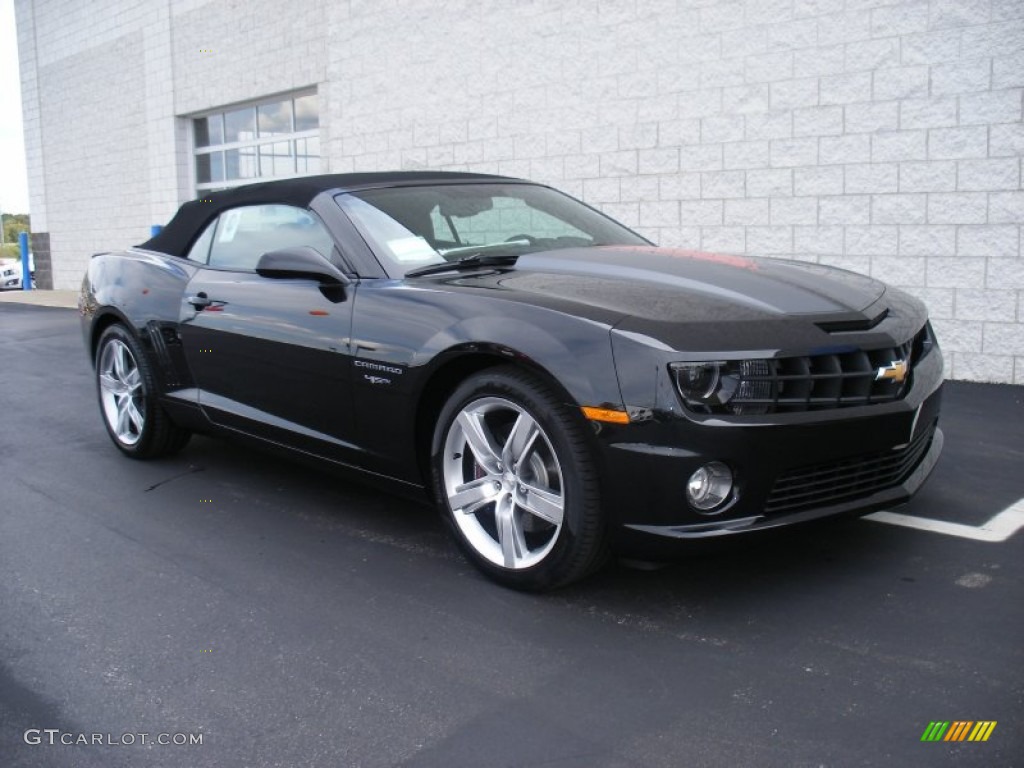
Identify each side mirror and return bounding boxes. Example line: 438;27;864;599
255;246;351;285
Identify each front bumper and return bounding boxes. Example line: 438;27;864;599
598;346;944;557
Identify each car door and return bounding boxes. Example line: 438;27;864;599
178;203;360;462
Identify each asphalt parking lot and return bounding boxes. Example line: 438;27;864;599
1;302;1021;768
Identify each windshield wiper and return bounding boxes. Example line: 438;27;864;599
404;253;520;278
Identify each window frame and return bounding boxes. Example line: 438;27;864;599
189;89;320;196
188;203;337;274
185;217;219;265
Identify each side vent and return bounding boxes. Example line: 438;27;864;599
145;321;180;387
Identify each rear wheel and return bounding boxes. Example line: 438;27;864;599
95;324;191;458
432;367;607;590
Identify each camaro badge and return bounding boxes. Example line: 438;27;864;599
876;359;909;383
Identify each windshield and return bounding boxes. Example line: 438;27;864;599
335;183;648;276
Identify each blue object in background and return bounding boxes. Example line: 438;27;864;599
19;231;32;291
151;225;163;237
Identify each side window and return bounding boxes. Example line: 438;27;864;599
186;219;218;264
206;204;336;271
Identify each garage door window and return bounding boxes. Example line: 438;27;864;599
193;92;320;196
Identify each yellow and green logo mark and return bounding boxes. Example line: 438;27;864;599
921;721;997;742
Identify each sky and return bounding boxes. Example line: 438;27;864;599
1;0;29;215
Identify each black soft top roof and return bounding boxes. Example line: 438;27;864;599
139;171;515;258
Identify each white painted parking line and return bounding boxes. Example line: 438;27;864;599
865;498;1024;542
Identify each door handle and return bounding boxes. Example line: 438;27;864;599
188;292;213;310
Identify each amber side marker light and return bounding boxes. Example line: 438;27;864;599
581;406;630;424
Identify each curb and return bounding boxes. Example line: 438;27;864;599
0;289;80;309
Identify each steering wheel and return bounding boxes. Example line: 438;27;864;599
505;234;538;245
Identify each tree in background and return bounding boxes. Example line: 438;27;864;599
1;213;31;261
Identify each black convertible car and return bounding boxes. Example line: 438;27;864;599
80;172;943;589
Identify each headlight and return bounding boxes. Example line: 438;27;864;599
670;360;771;415
913;321;937;362
671;361;739;407
673;362;722;400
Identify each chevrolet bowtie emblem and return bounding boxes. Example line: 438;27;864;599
876;359;909;383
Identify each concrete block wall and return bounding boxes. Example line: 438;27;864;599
328;0;1024;383
14;0;330;289
15;1;47;234
16;0;160;289
31;30;151;290
16;0;1024;382
169;0;328;118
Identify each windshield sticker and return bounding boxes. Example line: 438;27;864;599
388;236;440;263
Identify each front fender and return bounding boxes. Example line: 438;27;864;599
348;280;625;482
416;315;622;410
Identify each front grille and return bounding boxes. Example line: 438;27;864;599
764;420;936;515
674;324;936;416
730;338;916;414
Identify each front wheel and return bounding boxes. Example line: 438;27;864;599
432;367;607;590
95;324;191;459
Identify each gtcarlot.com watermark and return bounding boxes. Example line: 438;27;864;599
24;729;203;746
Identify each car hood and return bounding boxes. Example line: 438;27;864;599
429;245;916;354
516;247;884;317
487;246;885;320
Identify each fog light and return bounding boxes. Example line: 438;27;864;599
686;462;733;512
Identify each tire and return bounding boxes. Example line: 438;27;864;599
431;366;608;590
95;324;191;459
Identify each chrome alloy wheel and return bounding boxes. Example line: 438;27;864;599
98;338;145;446
442;397;565;570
